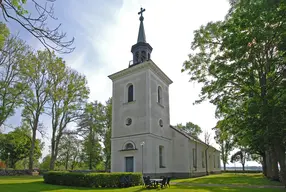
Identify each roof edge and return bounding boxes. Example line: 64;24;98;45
170;125;221;152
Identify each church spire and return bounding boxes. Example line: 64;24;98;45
137;8;146;43
130;7;153;67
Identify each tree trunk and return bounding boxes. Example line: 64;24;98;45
49;156;56;170
223;163;226;171
50;136;60;170
271;148;280;181
89;151;92;170
275;144;286;186
265;149;273;179
28;124;37;172
65;152;69;170
265;148;279;181
242;163;245;171
262;153;267;177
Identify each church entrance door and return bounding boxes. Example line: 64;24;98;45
125;156;134;172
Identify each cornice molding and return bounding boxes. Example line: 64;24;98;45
108;60;173;85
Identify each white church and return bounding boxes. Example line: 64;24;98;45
108;8;221;178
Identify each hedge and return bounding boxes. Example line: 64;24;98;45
43;171;143;188
0;169;31;176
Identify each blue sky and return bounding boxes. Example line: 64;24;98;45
2;0;259;167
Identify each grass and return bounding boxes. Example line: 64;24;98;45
175;173;283;186
0;174;284;192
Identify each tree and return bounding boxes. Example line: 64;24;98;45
213;120;235;171
103;98;112;171
0;22;9;49
176;122;202;138
203;129;211;145
40;155;51;170
0;125;42;168
0;0;75;53
182;0;286;185
230;149;250;171
0;33;30;128
48;64;89;170
20;50;54;171
77;101;104;170
56;133;81;170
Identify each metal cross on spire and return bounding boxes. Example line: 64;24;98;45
138;7;145;18
136;7;146;42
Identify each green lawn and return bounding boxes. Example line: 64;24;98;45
0;174;284;192
175;173;283;186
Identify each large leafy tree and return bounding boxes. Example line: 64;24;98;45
56;133;81;170
230;149;250;171
182;0;286;185
176;122;202;138
0;0;74;53
103;98;112;171
77;101;104;170
20;50;55;171
40;154;51;170
213;120;235;171
0;33;30;128
48;64;89;170
0;124;42;168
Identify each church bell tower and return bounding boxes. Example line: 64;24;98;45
108;7;173;174
130;8;153;66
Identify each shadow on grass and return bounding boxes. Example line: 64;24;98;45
0;181;142;192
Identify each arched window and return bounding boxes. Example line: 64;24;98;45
125;143;135;150
158;86;162;104
128;84;134;102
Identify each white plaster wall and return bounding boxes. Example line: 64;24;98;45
111;134;172;174
112;70;148;138
147;135;173;174
149;70;172;139
111;135;150;173
171;129;190;173
189;140;207;173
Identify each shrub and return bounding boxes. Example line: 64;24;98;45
43;171;143;188
0;169;30;176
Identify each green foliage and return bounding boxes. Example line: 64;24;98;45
176;122;202;138
48;63;89;170
43;171;143;188
77;101;106;170
230;149;251;171
182;0;286;184
10;0;28;14
213;120;235;170
0;22;10;49
0;35;30;127
56;134;82;170
103;98;112;171
0;125;42;168
40;155;51;170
